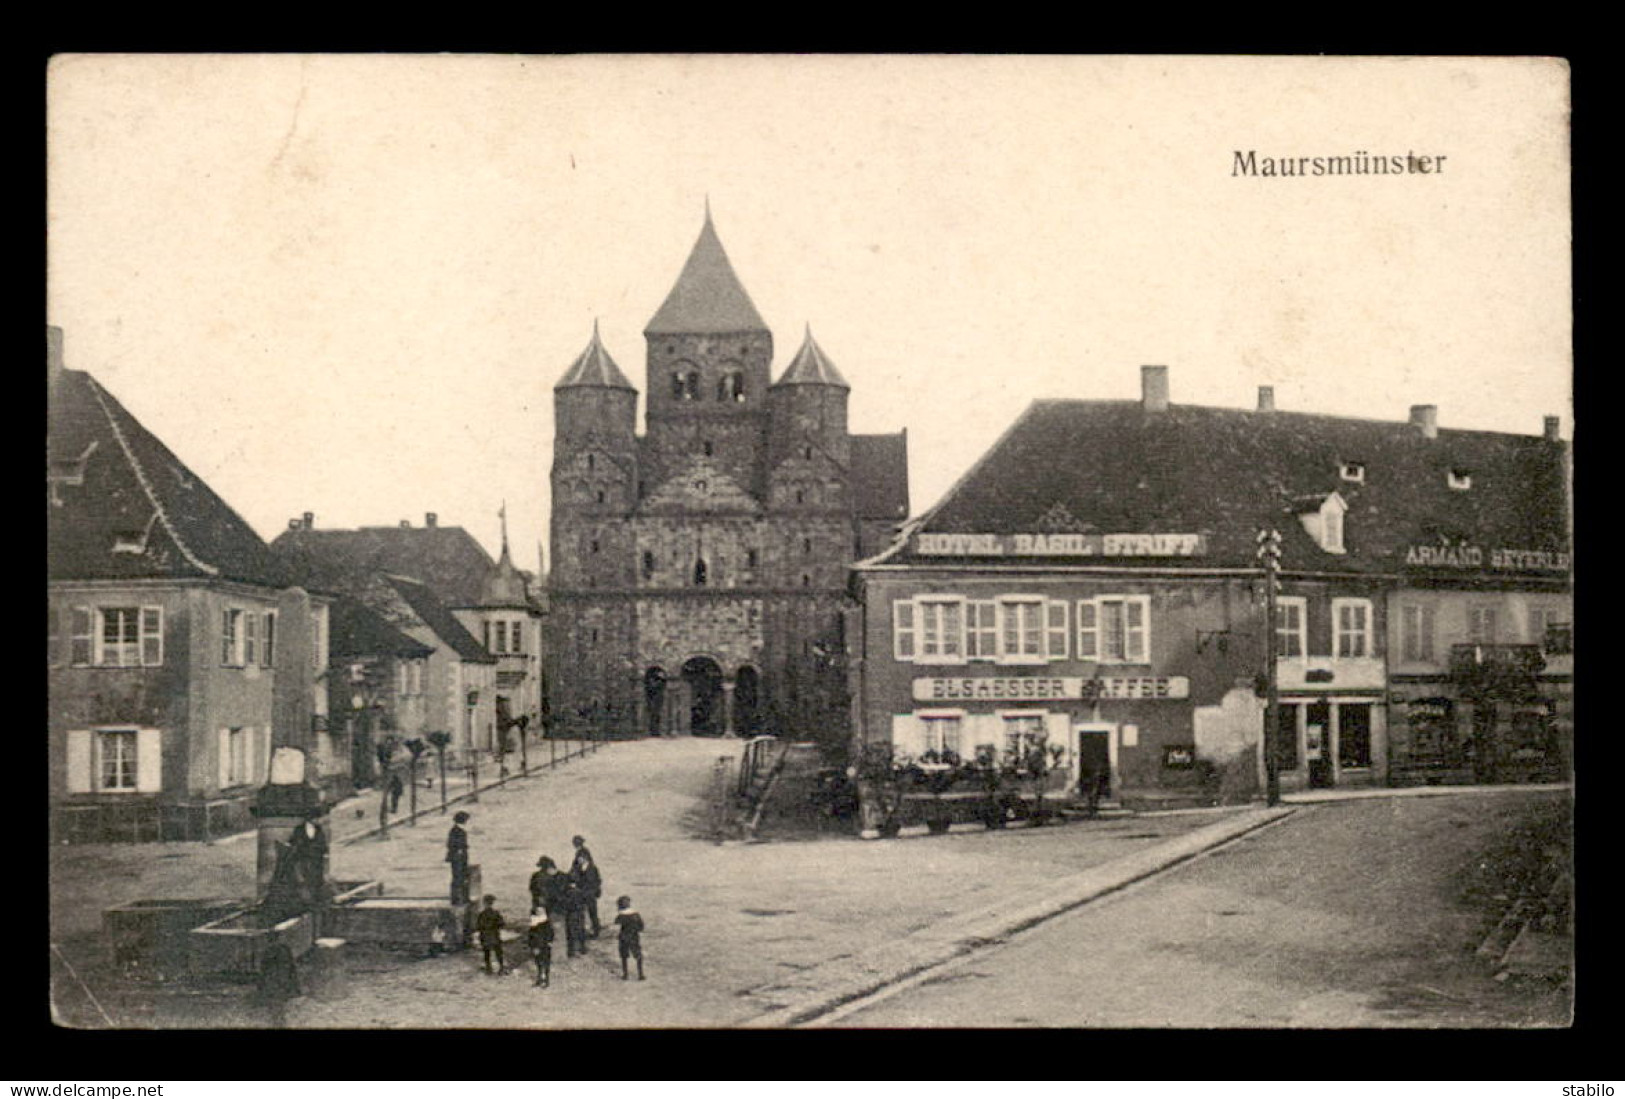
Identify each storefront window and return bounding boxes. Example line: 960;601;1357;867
1406;698;1457;767
1273;704;1300;769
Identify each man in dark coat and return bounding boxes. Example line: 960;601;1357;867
562;877;590;958
530;856;568;919
569;835;603;937
284;809;329;907
446;811;471;906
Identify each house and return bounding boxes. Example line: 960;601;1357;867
449;520;545;756
47;327;332;842
326;595;434;788
270;517;512;765
547;212;910;744
850;366;1570;821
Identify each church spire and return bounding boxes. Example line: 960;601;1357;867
555;320;635;390
775;324;849;388
644;209;769;335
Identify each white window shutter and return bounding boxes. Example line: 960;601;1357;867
136;729;162;793
1126;598;1149;662
141;606;163;666
218;727;232;790
1045;712;1070;760
1077;601;1098;659
892;600;917;661
1047;601;1069;660
66;730;92;793
890;713;920;759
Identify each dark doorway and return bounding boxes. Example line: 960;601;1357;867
735;666;762;736
681;656;724;737
643;668;667;736
1471;702;1498;783
1076;729;1111;800
1306;700;1333;788
1337;704;1372;769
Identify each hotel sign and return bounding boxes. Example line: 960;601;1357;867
1403;545;1569;572
914;532;1207;557
913;676;1190;702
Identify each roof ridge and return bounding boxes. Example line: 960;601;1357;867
85;375;220;578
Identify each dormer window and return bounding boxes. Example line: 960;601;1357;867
1448;469;1472;491
1339;462;1366;484
1296;491;1348;554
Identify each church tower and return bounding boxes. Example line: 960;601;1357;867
546;212;910;746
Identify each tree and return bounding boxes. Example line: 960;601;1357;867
853;742;910;838
402;737;428;825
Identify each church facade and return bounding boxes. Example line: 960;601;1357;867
547;215;910;743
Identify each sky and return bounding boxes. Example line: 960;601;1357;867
47;55;1572;575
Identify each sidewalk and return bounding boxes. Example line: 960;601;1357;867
1281;781;1571;805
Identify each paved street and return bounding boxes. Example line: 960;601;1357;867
822;790;1572;1028
50;737;1222;1028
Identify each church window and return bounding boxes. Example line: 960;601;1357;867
803;537;812;556
642;551;655;580
803;445;813;460
693;558;709;587
795;489;805;504
747;548;759;569
590;539;600;554
801;574;811;587
717;372;744;403
672;371;699;400
702;440;713;456
596;489;606;504
586;454;595;471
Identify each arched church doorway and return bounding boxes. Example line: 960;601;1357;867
681;656;725;737
643;667;668;737
735;665;762;737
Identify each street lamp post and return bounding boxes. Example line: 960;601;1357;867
466;689;480;802
1257;527;1283;807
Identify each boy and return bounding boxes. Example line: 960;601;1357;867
613;895;645;981
474;894;507;976
526;910;555;988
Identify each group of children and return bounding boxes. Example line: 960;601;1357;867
471;835;645;988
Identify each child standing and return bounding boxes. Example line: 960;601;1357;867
526;910;555;987
613;895;645;981
474;894;507;976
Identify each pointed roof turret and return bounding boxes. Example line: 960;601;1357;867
644;209;769;335
774;325;849;388
555;320;636;391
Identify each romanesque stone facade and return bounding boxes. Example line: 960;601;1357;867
547;215;909;743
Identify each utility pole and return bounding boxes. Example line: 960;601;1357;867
1257;527;1283;806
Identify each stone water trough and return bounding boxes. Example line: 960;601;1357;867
184;880;384;978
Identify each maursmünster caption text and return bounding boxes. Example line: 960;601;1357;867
1233;150;1448;177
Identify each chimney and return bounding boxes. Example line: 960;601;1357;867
399;519;411;528
425;512;438;527
302;511;314;529
1141;365;1169;412
47;325;65;391
1543;415;1561;442
1257;385;1275;412
288;518;302;531
1409;404;1438;439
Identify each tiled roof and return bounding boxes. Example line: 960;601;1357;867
643;214;769;335
384;575;495;663
881;400;1568;574
271;524;496;607
775;327;849;388
329;595;434;660
47;366;293;588
555;322;636;391
851;432;911;521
